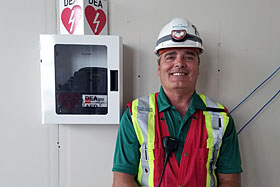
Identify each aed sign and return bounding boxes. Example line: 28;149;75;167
82;95;108;107
60;0;108;35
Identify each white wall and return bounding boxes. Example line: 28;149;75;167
0;0;57;187
1;0;279;187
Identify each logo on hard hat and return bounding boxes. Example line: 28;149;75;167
171;30;187;41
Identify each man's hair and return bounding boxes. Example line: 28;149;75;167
157;57;161;65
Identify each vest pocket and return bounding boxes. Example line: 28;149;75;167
140;142;155;161
139;143;155;174
199;148;209;169
139;142;156;187
199;148;209;186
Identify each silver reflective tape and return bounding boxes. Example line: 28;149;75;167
137;95;150;186
211;114;220;129
205;96;218;108
140;146;150;186
204;96;226;187
137;96;149;144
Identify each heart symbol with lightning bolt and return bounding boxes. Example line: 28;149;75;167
61;5;82;34
85;6;106;35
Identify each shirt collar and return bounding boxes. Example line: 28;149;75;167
157;86;206;112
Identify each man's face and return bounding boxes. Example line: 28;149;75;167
157;48;200;94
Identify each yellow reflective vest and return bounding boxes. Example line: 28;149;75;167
128;93;229;187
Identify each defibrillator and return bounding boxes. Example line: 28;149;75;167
40;35;122;124
56;67;108;114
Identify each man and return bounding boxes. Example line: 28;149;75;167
112;18;242;187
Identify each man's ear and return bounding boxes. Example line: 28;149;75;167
157;58;161;76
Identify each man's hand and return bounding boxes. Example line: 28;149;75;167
112;172;139;187
218;173;241;187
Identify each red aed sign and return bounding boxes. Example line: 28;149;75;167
60;0;108;35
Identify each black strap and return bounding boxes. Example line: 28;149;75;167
205;107;226;113
156;33;202;46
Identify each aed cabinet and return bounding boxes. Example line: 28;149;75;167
40;35;122;124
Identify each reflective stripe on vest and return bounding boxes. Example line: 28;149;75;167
199;94;229;187
131;94;156;187
131;93;229;187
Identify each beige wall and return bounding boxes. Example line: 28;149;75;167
0;0;279;186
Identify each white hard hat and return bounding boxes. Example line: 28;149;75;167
154;18;204;56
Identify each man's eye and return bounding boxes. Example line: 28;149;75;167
185;56;195;61
166;56;175;61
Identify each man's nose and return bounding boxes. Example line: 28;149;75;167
174;56;185;68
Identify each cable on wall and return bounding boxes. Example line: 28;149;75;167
230;66;279;114
228;66;280;135
236;89;280;135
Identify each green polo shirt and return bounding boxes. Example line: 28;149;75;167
112;87;242;175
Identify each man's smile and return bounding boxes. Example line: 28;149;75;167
170;72;188;76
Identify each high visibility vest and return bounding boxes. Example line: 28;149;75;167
128;93;229;187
